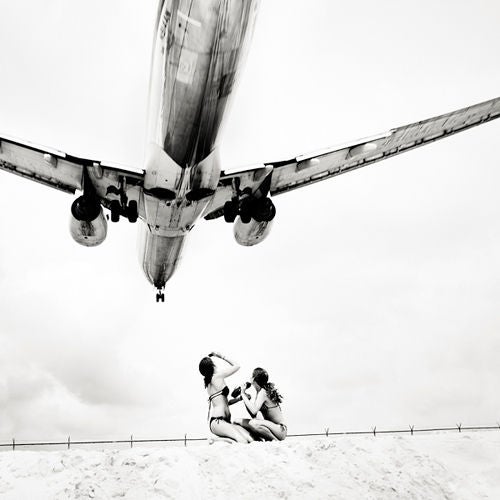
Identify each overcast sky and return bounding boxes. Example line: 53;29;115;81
0;0;499;442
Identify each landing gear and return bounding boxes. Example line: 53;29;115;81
223;196;276;224
239;199;252;223
107;177;139;224
110;200;121;222
109;199;138;223
223;200;238;223
127;200;138;223
156;290;165;302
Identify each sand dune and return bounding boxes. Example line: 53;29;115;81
0;432;498;499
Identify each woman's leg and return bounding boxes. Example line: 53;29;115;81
233;418;262;441
234;418;274;441
232;422;255;442
247;419;287;441
233;418;252;431
210;419;252;443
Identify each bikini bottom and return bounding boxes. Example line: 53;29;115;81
209;415;231;432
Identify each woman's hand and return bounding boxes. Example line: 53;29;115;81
241;384;251;399
209;353;238;372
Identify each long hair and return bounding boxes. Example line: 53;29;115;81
252;367;283;405
199;357;215;388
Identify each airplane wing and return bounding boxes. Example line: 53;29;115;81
0;132;144;210
205;96;500;219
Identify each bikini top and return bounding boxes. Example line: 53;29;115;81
208;386;229;402
207;386;229;420
261;400;280;412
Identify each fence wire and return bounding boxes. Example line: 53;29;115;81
1;424;499;451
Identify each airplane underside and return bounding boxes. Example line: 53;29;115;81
138;0;260;298
138;226;186;302
1;0;499;301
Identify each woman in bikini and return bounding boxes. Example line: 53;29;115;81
198;352;254;443
233;367;287;441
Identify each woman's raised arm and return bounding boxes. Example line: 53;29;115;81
241;386;266;417
209;352;240;378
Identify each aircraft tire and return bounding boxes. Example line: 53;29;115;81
240;200;252;223
110;200;121;222
240;211;252;223
223;201;238;223
127;200;138;223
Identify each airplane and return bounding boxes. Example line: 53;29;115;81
0;0;499;302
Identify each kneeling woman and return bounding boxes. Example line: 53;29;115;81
199;352;254;443
235;367;287;441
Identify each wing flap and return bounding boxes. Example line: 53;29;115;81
0;136;83;193
269;96;500;196
0;134;145;206
205;96;500;220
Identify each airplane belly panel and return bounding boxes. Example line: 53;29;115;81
148;0;259;167
142;191;207;234
138;222;186;289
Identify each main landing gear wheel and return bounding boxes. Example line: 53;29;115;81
223;196;276;224
156;291;165;303
223;200;238;223
127;200;138;223
239;199;252;224
110;200;121;222
110;199;138;223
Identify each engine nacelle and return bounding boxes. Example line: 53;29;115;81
233;217;273;246
69;196;107;247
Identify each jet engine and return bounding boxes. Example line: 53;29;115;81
234;217;273;246
69;196;107;247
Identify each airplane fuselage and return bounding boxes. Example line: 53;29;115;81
138;0;258;290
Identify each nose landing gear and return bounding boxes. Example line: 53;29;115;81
156;289;165;302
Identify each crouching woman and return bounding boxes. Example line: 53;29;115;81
234;367;287;441
199;352;254;443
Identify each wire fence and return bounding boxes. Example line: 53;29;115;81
1;423;499;451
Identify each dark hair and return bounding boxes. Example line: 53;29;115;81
252;367;283;405
199;357;215;388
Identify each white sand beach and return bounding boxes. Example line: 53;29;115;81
0;431;498;499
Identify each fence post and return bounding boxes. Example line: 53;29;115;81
409;425;414;436
372;426;376;437
456;423;462;433
184;434;187;447
12;438;15;451
325;427;329;437
130;435;133;448
68;436;71;450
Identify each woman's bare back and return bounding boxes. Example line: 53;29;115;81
260;393;285;425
